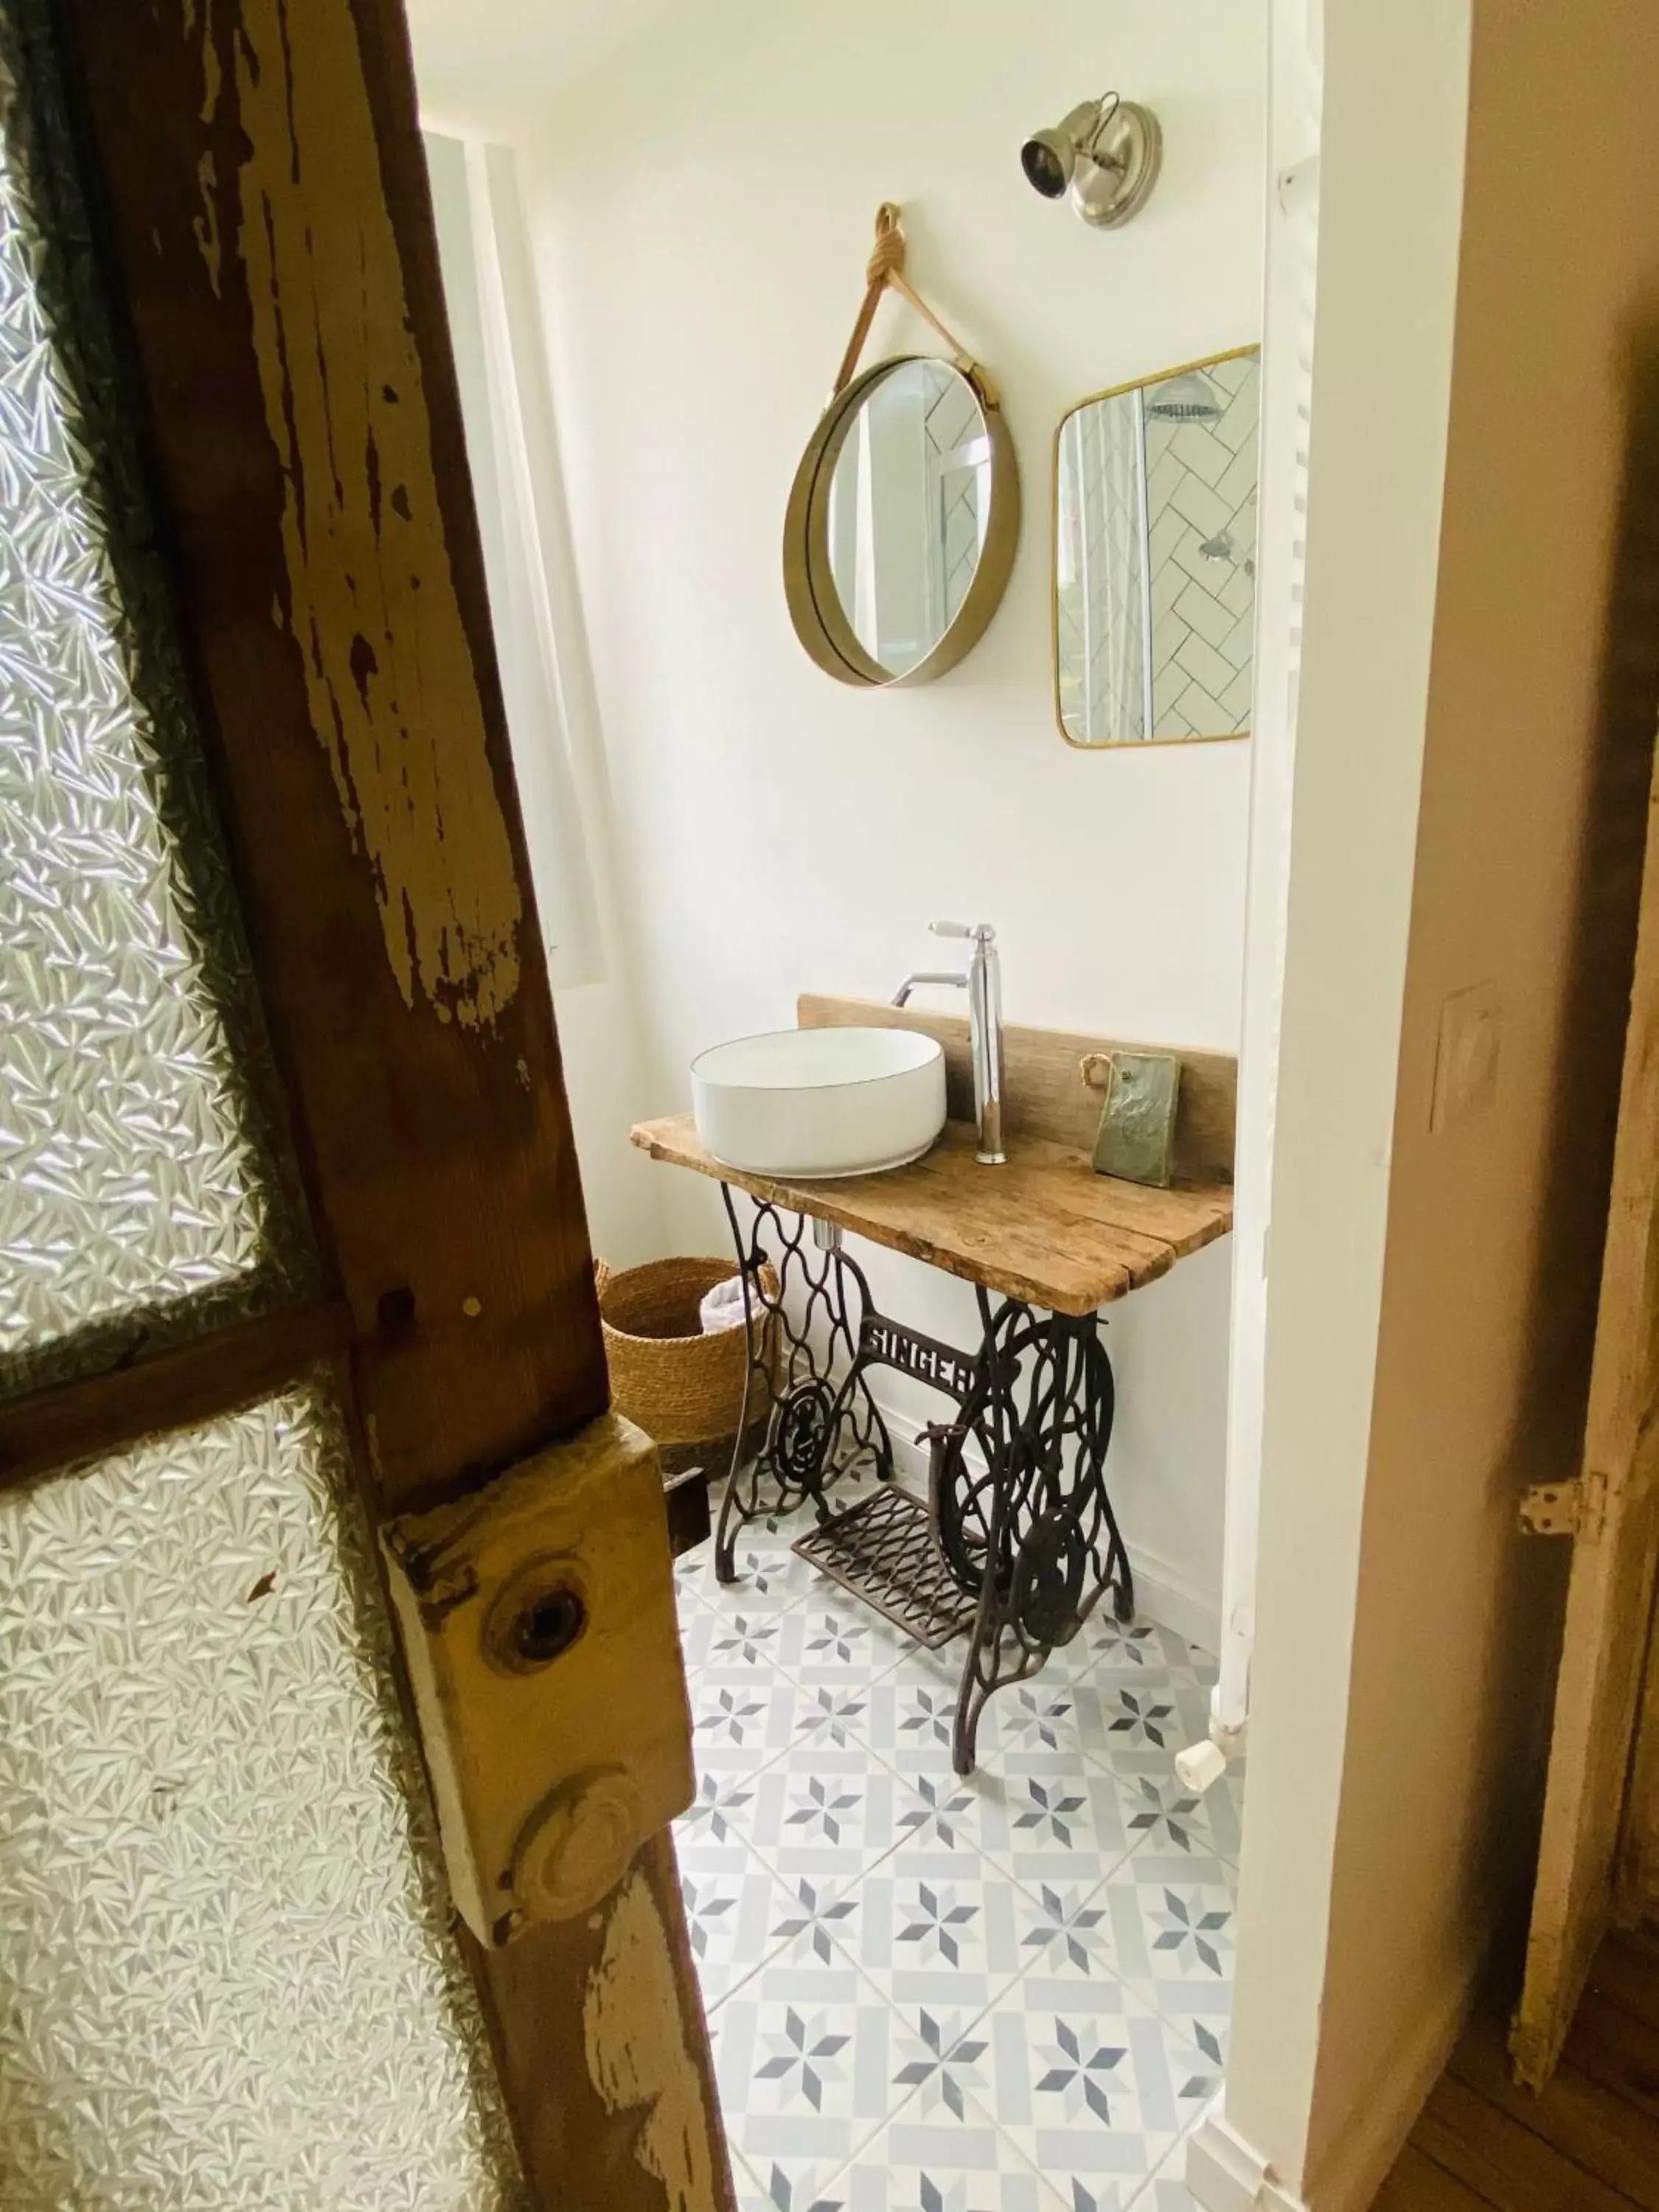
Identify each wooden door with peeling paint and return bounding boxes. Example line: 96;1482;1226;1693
1510;726;1659;2090
0;1;731;2207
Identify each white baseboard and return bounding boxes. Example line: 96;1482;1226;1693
876;1391;1221;1654
1186;1951;1478;2212
1186;2104;1307;2212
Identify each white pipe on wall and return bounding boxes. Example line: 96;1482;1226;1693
1198;0;1324;1765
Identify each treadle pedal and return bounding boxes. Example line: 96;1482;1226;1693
792;1485;978;1649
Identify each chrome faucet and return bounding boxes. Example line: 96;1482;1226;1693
892;921;1006;1165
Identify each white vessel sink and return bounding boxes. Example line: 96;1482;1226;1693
691;1027;947;1180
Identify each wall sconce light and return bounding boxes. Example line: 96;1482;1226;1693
1020;93;1162;229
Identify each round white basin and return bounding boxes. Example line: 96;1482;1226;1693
691;1027;947;1180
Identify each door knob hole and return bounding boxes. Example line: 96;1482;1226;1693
512;1585;586;1667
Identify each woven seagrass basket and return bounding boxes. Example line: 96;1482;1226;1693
596;1256;776;1471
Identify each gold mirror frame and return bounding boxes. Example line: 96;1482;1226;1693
783;355;1021;689
1051;343;1259;750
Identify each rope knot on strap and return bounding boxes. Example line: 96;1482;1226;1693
830;201;979;402
866;203;906;287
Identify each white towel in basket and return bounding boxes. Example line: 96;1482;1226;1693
698;1276;749;1334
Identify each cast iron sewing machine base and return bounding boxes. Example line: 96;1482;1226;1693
711;1185;1133;1775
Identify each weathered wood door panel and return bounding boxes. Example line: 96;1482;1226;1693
1512;740;1659;2087
1616;1603;1659;1927
0;0;731;2202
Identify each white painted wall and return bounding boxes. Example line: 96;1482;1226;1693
409;0;1266;1649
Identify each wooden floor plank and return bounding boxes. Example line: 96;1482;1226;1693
1414;2073;1642;2212
1371;2144;1499;2212
1566;1986;1659;2124
1588;1929;1659;2037
1382;1938;1659;2210
1449;2012;1659;2210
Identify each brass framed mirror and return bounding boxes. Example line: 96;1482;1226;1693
784;354;1020;689
1053;344;1259;747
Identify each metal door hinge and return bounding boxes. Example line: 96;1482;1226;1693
1519;1472;1607;1540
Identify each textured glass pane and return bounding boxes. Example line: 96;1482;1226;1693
0;10;308;1400
0;1375;528;2211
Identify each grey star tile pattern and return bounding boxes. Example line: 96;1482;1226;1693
0;1379;528;2210
691;1674;801;1757
0;16;309;1404
996;1763;1142;1893
1100;1856;1239;2066
735;2146;853;2212
981;1981;1217;2189
842;2101;1066;2211
841;1840;1025;2015
714;1933;894;2176
778;1593;917;1687
678;1834;797;2006
750;1741;909;1891
671;1499;1242;2212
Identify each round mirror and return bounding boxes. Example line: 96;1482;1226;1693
784;355;1019;688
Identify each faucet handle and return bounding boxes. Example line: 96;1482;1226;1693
930;919;996;945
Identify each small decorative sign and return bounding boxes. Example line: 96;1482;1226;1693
1090;1051;1183;1188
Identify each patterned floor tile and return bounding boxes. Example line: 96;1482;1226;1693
1012;1878;1123;2003
720;1495;823;1556
678;1833;795;2008
776;1591;917;1688
675;1540;722;1607
889;1762;1019;1865
836;1838;1027;2019
683;1602;796;1678
691;1674;801;1759
734;2146;852;2212
714;1933;894;2175
686;1463;1225;2212
748;1740;908;1893
1081;1676;1211;1768
975;1677;1105;1768
676;1562;710;1622
1186;1644;1221;1692
1205;1759;1247;1869
1098;1854;1237;2062
788;1677;886;1756
873;1655;1125;1790
978;1977;1218;2202
995;1761;1142;1893
717;1543;826;1613
764;1872;864;1966
866;1669;968;1771
838;2098;1065;2211
725;1464;889;1559
1106;1761;1245;1869
1051;1615;1207;1688
1138;2138;1208;2210
1170;2006;1230;2076
886;2003;998;2122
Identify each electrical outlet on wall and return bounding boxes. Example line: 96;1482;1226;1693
1430;980;1501;1133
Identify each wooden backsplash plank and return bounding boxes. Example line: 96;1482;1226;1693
797;993;1237;1183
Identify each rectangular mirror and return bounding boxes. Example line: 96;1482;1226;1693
1054;346;1260;748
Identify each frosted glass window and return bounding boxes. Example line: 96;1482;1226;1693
0;1377;529;2211
0;23;306;1398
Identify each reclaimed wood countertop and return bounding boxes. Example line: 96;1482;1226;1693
629;1114;1234;1317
